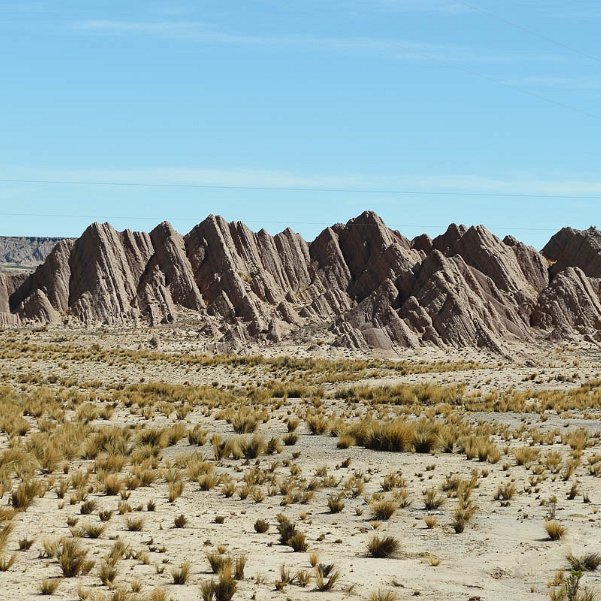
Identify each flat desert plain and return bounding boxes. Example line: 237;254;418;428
0;326;599;601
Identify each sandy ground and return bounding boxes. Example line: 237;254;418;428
0;326;599;601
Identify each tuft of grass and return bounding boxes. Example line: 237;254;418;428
79;522;105;539
11;479;42;510
494;482;516;501
314;563;340;591
168;480;184;503
174;514;187;528
452;491;477;534
424;515;437;529
148;587;168;601
287;531;308;552
239;434;267;459
57;539;94;577
103;474;124;496
545;520;566;541
367;535;399;558
200;565;237;601
0;553;17;571
282;433;298;446
254;519;269;534
99;559;118;587
188;425;208;446
370;589;399;601
18;537;34;551
80;499;97;515
567;553;600;572
0;523;14;554
206;550;232;575
276;515;308;551
548;569;596;601
39;578;61;595
234;554;247;580
327;493;345;514
423;487;445;510
171;561;191;584
126;517;144;532
371;499;398;521
295;569;311;587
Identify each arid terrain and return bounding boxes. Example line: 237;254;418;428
0;326;599;601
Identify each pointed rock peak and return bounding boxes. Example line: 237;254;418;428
542;226;601;278
77;222;122;247
465;223;499;239
446;223;467;237
83;221;115;236
346;210;386;228
411;233;433;254
503;235;519;246
187;214;230;239
151;221;177;238
198;213;224;227
503;234;541;255
462;224;506;248
432;223;467;255
543;226;601;258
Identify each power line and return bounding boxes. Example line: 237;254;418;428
447;2;601;122
452;62;601;122
454;0;601;66
1;177;601;200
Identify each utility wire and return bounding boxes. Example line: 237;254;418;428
447;2;601;121
454;0;601;66
451;62;601;122
1;177;601;200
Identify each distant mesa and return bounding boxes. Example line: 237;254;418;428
0;236;68;269
1;212;600;353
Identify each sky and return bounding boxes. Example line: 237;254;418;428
1;0;601;249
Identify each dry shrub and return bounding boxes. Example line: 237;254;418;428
171;561;190;584
367;535;399;558
39;578;61;595
57;539;94;577
545;520;566;541
371;498;398;521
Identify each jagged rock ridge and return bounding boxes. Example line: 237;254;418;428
2;213;600;353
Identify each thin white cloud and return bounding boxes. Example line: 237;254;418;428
71;19;561;64
319;0;467;13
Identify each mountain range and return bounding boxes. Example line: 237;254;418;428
1;211;600;353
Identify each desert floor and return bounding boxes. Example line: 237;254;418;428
0;326;599;601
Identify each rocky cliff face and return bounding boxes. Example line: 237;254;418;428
2;212;600;353
542;227;601;278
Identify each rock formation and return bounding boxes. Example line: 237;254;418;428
2;211;600;353
542;226;601;278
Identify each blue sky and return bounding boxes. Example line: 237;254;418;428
1;0;600;248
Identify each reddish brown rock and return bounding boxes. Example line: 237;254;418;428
3;213;600;354
531;267;601;334
0;271;27;325
542;226;601;278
